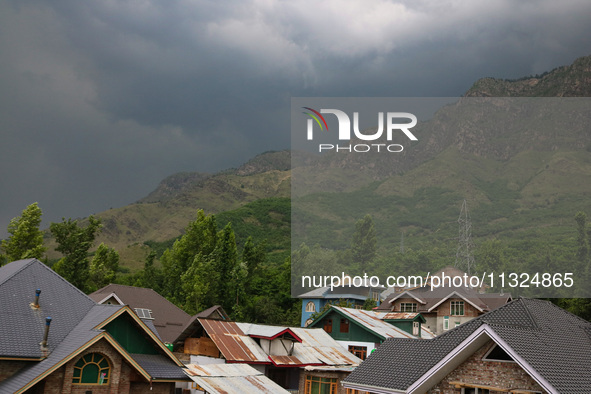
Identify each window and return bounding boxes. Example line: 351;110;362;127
323;319;333;333
450;301;464;316
348;345;367;360
305;375;337;394
72;353;110;385
413;321;419;336
455;321;461;328
347;389;369;394
305;319;314;327
134;308;153;319
400;302;417;312
340;318;349;333
306;301;316;313
372;291;380;302
443;316;449;330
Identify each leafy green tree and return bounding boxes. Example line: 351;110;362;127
182;253;219;314
575;211;589;264
140;251;162;292
214;223;239;312
88;243;120;291
351;214;377;273
1;202;45;263
161;210;217;305
50;216;102;292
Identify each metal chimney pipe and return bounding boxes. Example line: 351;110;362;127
33;289;41;308
41;317;52;348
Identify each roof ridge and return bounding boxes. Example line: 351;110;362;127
516;297;540;330
523;298;591;327
1;259;94;303
0;258;35;286
96;283;157;292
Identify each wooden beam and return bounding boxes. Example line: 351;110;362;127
449;380;510;391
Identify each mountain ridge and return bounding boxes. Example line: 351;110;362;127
42;54;591;270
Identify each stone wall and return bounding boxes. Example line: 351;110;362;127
428;340;546;394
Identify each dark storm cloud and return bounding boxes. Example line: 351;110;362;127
1;0;591;237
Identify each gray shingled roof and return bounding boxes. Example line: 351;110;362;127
0;304;121;392
377;284;511;314
0;259;188;391
344;298;591;393
130;353;189;380
0;259;96;358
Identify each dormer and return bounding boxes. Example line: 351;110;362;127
250;328;302;357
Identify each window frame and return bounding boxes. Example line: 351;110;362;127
323;318;333;333
72;353;111;385
443;316;450;330
305;375;337;394
400;302;417;312
450;300;465;316
340;318;350;333
305;301;316;313
348;345;368;360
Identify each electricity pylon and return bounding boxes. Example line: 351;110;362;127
454;199;476;276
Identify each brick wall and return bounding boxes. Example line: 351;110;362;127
130;382;175;393
31;338;175;394
0;360;29;382
436;299;480;318
428;340;546;394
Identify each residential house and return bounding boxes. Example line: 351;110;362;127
172;317;361;393
90;284;229;345
184;363;290;393
307;306;433;360
299;283;385;327
343;298;591;393
378;267;511;335
0;258;189;393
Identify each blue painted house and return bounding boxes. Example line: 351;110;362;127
298;284;385;327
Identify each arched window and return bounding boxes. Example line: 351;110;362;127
305;301;316;313
72;353;111;385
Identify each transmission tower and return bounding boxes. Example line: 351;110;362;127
454;199;476;276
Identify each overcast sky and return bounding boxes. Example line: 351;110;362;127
1;0;591;237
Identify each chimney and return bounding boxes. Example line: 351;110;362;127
30;289;42;309
40;316;52;349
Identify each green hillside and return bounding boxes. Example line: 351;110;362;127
41;55;591;281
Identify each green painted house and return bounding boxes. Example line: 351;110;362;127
308;306;429;360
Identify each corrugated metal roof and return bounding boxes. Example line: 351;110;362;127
185;363;290;393
331;307;416;340
199;319;269;363
236;323;301;341
201;320;360;367
382;312;420;320
291;327;361;366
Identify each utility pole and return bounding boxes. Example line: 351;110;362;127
455;199;475;276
